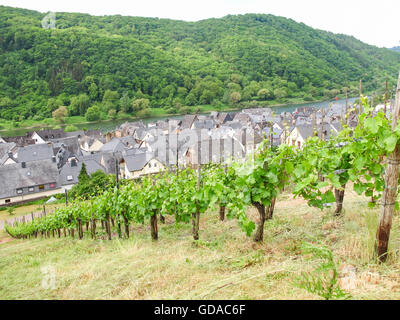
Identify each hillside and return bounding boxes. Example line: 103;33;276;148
1;188;399;299
391;46;400;53
0;6;399;122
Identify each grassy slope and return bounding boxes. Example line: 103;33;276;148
1;187;400;300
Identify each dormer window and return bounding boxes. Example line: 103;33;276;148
16;188;23;194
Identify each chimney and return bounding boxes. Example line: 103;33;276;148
8;152;13;157
52;156;56;163
21;162;26;168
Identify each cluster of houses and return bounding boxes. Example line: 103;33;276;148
0;101;374;206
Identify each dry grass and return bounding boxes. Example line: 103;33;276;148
1;189;400;300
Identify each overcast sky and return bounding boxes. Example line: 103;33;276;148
1;0;399;48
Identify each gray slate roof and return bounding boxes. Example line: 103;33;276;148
3;135;35;147
123;152;155;172
59;158;106;186
100;138;127;153
0;159;59;199
17;143;55;163
0;142;16;162
180;115;198;129
35;129;65;140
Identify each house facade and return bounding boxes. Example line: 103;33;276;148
0;159;61;206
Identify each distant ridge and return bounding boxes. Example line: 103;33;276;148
0;5;399;121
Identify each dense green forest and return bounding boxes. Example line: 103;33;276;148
0;5;399;123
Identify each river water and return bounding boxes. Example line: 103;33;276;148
1;97;358;137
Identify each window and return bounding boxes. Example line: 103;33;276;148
39;185;45;190
49;183;56;188
28;187;34;192
154;163;157;167
67;175;73;181
16;188;23;194
5;199;10;204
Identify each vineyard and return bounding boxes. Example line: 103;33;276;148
5;90;400;265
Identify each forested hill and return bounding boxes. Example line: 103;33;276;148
0;5;399;122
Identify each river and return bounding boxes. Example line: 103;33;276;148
1;97;358;137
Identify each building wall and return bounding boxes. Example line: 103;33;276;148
0;188;63;206
286;128;305;149
89;140;104;152
31;132;46;144
129;158;165;179
3;158;16;165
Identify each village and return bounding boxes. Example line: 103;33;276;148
0;101;377;206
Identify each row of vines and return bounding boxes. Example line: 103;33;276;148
6;94;400;261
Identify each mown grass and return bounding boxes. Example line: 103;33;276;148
1;189;400;300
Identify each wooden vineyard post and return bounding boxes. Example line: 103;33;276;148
266;197;276;220
150;210;158;240
122;211;129;238
115;158;122;238
385;77;388;116
157;174;165;225
106;210;112;240
192;166;201;240
218;142;225;222
78;219;83;239
90;198;96;239
334;184;346;216
269;121;273;150
219;206;225;221
375;73;400;262
319;108;326;141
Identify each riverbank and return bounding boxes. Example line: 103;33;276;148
0;96;354;137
